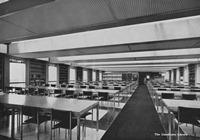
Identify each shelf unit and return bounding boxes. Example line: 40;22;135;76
103;73;122;81
0;54;4;90
59;64;69;84
188;64;195;86
29;59;46;86
96;70;99;81
88;69;92;82
76;67;83;82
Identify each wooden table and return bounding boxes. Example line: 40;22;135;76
0;94;99;140
154;90;200;110
161;99;200;140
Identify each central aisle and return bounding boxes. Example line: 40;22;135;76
101;85;167;140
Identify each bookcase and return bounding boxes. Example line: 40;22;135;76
88;69;92;82
0;54;4;90
188;64;195;86
59;64;69;84
96;70;99;81
76;67;83;82
29;59;46;86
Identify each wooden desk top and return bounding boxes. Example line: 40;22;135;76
156;90;200;97
162;99;200;112
0;94;98;114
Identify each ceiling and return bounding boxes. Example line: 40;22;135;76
1;0;200;73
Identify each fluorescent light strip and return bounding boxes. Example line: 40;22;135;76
59;48;200;62
75;58;199;66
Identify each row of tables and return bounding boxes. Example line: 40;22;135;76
0;82;136;140
147;82;200;140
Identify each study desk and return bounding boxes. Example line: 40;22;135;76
27;86;121;109
154;90;200;110
0;94;99;140
161;99;200;140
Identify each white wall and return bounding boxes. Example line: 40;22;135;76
171;70;174;83
164;71;169;82
176;68;180;84
183;66;189;85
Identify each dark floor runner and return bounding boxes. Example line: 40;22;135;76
101;85;167;140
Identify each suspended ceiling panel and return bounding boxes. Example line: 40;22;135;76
1;0;200;43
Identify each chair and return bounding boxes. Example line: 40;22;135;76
157;88;167;91
114;87;121;90
50;109;77;140
28;87;36;95
68;85;74;88
5;87;14;94
161;93;174;99
171;88;180;91
190;89;200;92
102;86;109;90
177;106;200;139
64;90;74;98
182;94;196;100
51;84;56;87
88;86;95;89
82;91;93;100
21;106;50;138
37;88;47;96
97;92;112;108
80;85;87;89
54;89;63;98
15;87;23;94
60;84;67;88
45;84;50;87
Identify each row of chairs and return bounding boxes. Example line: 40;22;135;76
158;88;200;92
161;93;200;138
20;106;91;140
161;93;197;100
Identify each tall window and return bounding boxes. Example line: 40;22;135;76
92;70;96;81
10;59;26;87
48;65;57;84
69;67;76;83
83;70;88;82
99;72;102;81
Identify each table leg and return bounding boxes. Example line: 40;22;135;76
20;109;23;140
96;105;99;131
11;107;15;139
37;108;39;140
77;115;81;140
161;101;164;123
168;110;171;140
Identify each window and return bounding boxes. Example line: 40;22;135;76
69;67;76;83
48;65;57;84
83;70;88;82
92;71;96;81
10;60;25;87
99;72;102;81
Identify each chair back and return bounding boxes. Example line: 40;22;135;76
182;94;196;100
102;86;109;90
83;91;92;96
65;90;74;95
89;86;95;89
68;85;74;88
51;84;56;87
60;84;67;88
54;89;62;94
157;88;167;91
98;92;109;99
161;93;174;99
22;106;38;117
38;88;45;93
190;89;200;92
178;106;200;125
80;86;87;89
51;109;72;121
171;88;180;91
114;87;121;90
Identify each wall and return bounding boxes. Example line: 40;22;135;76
183;66;189;85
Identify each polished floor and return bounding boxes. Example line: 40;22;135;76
0;95;131;140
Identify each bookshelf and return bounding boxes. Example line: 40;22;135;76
29;59;46;86
76;67;83;83
188;64;195;86
59;64;69;84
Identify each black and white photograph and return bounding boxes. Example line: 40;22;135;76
0;0;200;140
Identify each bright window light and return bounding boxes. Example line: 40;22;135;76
0;0;9;4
